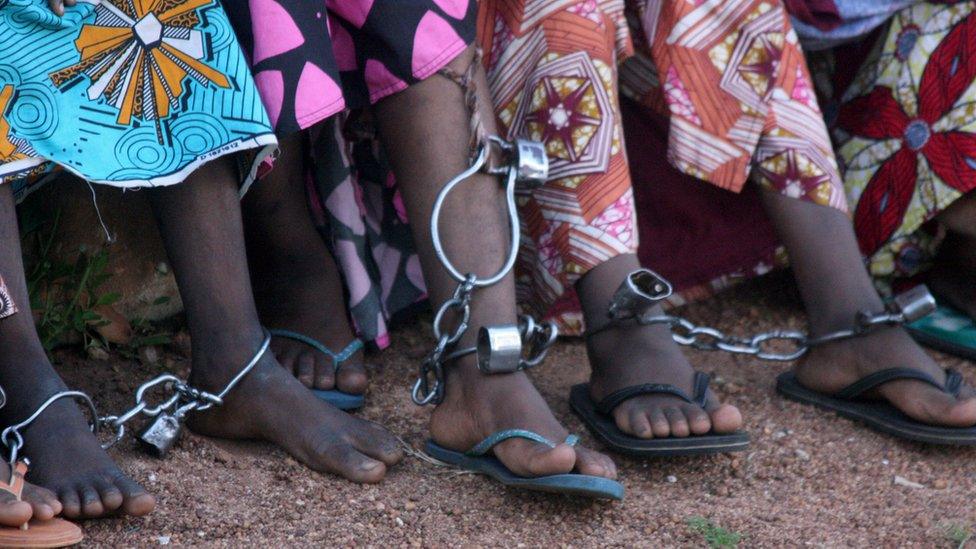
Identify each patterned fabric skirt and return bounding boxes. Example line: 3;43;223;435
307;0;846;345
621;0;847;305
815;1;976;294
0;0;276;199
307;0;639;344
222;0;477;135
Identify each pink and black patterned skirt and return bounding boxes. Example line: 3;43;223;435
223;0;477;135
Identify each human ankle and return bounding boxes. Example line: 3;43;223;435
188;326;270;386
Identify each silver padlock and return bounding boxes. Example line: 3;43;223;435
136;413;182;458
513;139;549;188
891;284;937;323
477;325;523;374
608;269;674;320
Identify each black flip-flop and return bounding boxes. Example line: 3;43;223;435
569;372;750;457
776;368;976;445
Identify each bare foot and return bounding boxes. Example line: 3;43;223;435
429;356;617;478
586;314;743;438
15;397;155;519
796;327;976;426
186;333;402;483
0;462;61;526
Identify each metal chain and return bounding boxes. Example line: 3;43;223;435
413;54;555;406
98;331;271;448
598;274;937;362
411;134;558;406
0;331;271;466
1;391;99;469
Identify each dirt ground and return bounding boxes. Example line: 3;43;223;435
52;275;975;547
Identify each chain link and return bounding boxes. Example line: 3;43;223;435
625;309;914;362
0;331;273;468
97;332;270;448
1;391;99;469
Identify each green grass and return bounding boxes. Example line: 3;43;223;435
21;207;171;353
942;523;972;549
687;517;744;548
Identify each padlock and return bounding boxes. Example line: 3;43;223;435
136;413;182;458
513;139;549;188
608;269;674;320
891;284;937;323
477;325;523;374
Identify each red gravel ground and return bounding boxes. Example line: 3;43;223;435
52;275;975;547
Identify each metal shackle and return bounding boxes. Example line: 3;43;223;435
477;324;523;374
608;269;674;320
512;139;549;188
890;284;937;323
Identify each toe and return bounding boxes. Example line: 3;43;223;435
624;407;654;439
312;354;336;391
311;436;387;483
905;384;976;427
708;403;744;434
335;362;368;395
94;480;124;514
23;484;60;521
880;381;976;427
275;346;299;377
682;404;713;435
493;438;576;478
664;407;690;438
0;491;32;527
58;489;82;519
79;486;105;518
649;407;671;438
295;354;315;387
349;420;403;466
113;476;155;516
573;445;617;479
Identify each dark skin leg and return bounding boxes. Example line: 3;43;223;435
926;190;976;320
146;156;402;483
242;132;367;394
578;253;744;438
761;188;976;426
373;45;615;478
0;184;152;519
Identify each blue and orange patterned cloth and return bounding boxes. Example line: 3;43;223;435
0;0;277;201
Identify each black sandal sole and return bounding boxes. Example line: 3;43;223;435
569;384;750;457
776;372;976;445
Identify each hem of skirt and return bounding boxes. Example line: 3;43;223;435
0;157;47;184
295;96;346;132
4;134;277;200
239;139;279;198
367;38;470;105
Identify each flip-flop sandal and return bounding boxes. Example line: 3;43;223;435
569;372;750;457
0;462;83;548
424;429;625;500
269;329;365;410
906;303;976;362
776;368;976;445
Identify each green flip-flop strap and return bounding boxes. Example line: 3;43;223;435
269;329;363;373
466;429;579;457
